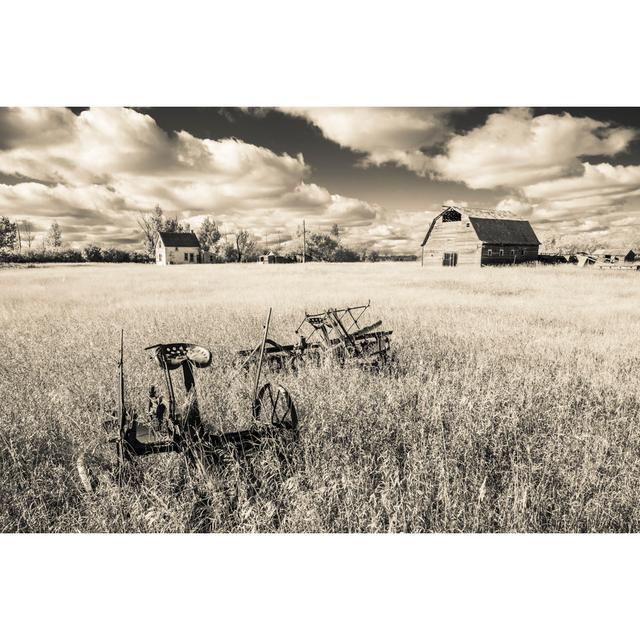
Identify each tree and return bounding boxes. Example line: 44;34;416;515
334;245;360;262
330;223;340;239
197;216;221;252
366;249;380;262
0;217;17;249
222;242;238;262
46;222;62;248
306;232;340;261
83;244;103;262
305;231;361;262
234;229;258;262
163;216;187;232
137;204;165;256
20;220;34;248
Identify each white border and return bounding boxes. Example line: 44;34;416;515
3;534;639;639
2;1;639;106
2;1;639;636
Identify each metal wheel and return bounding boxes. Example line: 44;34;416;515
253;382;298;431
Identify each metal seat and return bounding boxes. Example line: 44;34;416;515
145;343;212;370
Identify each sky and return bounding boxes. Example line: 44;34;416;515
1;106;640;253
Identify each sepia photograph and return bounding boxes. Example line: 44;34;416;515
2;105;640;533
2;3;639;637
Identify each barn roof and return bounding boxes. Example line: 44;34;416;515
420;205;540;247
157;231;201;248
444;206;517;220
469;217;540;246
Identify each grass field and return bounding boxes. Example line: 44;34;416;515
2;261;640;532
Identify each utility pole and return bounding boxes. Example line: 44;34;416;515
302;219;306;264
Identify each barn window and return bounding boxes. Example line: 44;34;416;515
487;249;493;256
442;209;462;223
521;248;525;255
510;249;515;255
499;249;504;257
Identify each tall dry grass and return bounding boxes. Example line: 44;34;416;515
1;262;640;532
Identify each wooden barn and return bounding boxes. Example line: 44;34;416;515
420;205;541;267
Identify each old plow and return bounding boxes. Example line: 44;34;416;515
237;302;392;370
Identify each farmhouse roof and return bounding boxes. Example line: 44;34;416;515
420;205;540;247
158;231;201;248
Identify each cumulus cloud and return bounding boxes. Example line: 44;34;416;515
278;107;460;175
433;108;635;189
523;162;640;204
0;107;385;248
427;108;639;246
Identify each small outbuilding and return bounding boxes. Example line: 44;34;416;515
593;248;637;263
420;205;541;267
258;251;294;264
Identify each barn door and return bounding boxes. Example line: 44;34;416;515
443;252;458;267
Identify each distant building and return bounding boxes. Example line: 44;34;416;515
593;248;637;263
156;231;214;265
420;205;541;267
258;251;293;264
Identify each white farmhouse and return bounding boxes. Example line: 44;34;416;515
156;231;214;265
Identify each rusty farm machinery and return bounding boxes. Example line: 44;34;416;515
237;302;393;371
76;309;298;492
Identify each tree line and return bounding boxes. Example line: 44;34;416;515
0;207;391;264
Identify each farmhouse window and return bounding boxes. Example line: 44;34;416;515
487;249;492;256
184;253;188;260
499;249;504;256
521;249;525;255
511;249;515;255
189;253;194;262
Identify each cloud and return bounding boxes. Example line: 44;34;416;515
428;108;640;247
523;162;640;205
0;107;385;248
278;107;460;175
432;108;635;189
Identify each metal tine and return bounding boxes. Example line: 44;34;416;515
253;307;272;404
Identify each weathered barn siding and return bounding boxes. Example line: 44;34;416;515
422;217;482;266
